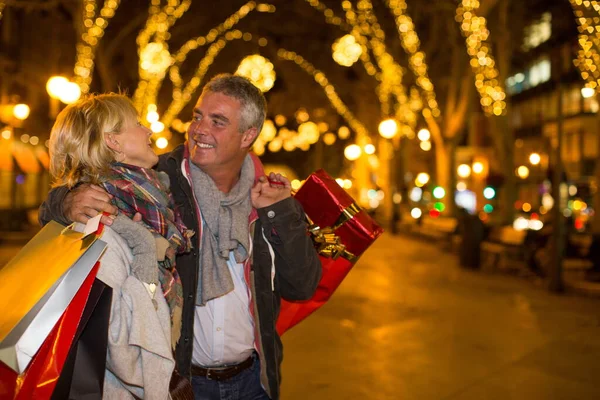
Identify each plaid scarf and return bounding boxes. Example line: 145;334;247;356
102;162;193;348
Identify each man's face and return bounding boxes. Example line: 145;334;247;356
187;92;255;173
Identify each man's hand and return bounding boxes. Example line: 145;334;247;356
64;184;118;226
251;173;291;209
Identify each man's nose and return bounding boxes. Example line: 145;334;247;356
190;121;207;138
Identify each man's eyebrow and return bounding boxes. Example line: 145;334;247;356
193;107;202;114
209;113;230;123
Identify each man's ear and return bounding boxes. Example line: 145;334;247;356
241;127;259;149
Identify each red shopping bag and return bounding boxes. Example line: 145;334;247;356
51;278;112;399
0;220;106;374
0;215;111;399
276;169;384;335
0;261;101;399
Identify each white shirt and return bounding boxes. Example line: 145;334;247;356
192;251;256;367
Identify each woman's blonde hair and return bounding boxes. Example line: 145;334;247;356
49;93;138;188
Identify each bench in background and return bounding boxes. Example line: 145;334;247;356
480;226;527;272
411;217;458;250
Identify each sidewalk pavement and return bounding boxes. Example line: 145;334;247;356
280;233;600;400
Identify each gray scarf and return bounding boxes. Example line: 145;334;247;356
190;155;254;305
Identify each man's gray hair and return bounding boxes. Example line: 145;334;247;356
201;74;267;134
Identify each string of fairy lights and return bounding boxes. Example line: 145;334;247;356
306;0;440;142
385;0;440;118
456;0;507;116
74;0;121;94
345;0;407;118
163;34;253;128
110;0;438;146
303;0;377;76
162;2;276;127
125;0;440;161
305;0;428;138
132;0;191;118
161;22;371;149
60;0;510;154
569;0;600;91
277;48;370;139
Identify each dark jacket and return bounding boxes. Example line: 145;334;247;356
39;145;322;399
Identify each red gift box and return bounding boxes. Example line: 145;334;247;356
276;169;384;335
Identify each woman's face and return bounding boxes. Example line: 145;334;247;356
117;118;158;168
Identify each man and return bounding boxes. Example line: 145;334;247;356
39;74;322;400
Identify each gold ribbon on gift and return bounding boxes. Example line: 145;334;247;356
306;202;362;262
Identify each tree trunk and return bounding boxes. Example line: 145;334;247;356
488;0;516;225
95;47;117;92
493;116;517;224
435;140;450;190
501;144;517;224
594;119;600;233
447;139;457;217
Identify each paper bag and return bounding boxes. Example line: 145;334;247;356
6;261;102;399
51;279;112;400
0;220;106;373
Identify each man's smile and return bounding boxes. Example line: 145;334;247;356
194;142;215;149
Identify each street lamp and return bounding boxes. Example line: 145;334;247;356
60;82;81;104
146;110;159;123
338;126;350;139
344;144;362;160
419;140;432;151
472;161;484;174
46;76;81;105
457;164;471;178
581;87;595;99
417;128;430;141
46;76;68;99
516;165;530;179
12;104;30;121
323;133;336;145
155;137;169;149
150;121;165;133
415;172;430;187
529;152;541;165
378;118;398;139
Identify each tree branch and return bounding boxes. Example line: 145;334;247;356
3;0;62;10
447;73;472;138
103;12;148;62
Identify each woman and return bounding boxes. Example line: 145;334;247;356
49;93;193;399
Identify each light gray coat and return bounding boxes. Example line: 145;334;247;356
75;224;175;399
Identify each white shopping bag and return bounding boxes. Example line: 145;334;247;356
0;217;107;373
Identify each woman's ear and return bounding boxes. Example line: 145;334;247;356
105;133;121;152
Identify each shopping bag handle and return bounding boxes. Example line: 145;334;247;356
60;213;108;238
